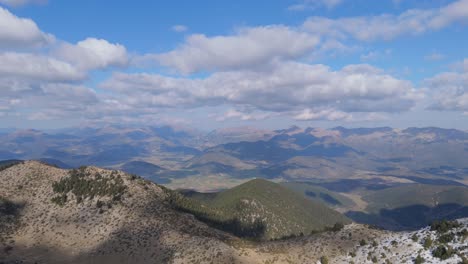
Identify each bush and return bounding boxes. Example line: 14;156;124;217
96;200;104;208
50;168;126;206
432;245;454;260
411;234;418;242
438;233;454;244
320;256;329;264
331;222;344;232
423;236;433;249
430;220;460;233
414;254;424;264
360;239;367;246
51;194;67;206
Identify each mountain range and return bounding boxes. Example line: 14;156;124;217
2;125;468;230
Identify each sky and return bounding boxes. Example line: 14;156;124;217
0;0;468;130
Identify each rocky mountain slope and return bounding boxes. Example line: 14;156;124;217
1;161;467;264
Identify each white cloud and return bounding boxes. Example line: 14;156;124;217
0;79;99;121
426;59;468;112
302;0;468;41
144;1;468;75
293;108;389;122
288;0;343;11
0;6;54;48
215;109;273;122
294;108;352;121
54;38;128;70
148;25;320;73
0;0;46;7
0;52;85;81
172;25;188;32
102;62;422;117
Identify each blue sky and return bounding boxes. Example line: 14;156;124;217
1;0;468;130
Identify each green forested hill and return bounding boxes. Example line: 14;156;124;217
174;179;350;240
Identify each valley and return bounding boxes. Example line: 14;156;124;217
2;125;467;233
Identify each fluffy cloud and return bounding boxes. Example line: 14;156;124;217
0;79;98;120
145;1;468;74
0;6;54;48
302;0;468;41
0;52;85;81
102;62;422;117
427;59;468;112
54;38;128;70
149;25;320;73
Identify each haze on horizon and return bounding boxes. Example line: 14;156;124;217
1;0;468;130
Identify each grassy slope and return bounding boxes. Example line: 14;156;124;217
175;179;350;240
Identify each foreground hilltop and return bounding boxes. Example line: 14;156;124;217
0;161;239;263
1;161;467;264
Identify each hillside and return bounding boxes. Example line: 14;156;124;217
175;179;351;240
0;161;240;263
1;161;467;263
345;184;468;230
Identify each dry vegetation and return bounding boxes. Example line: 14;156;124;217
1;161;466;264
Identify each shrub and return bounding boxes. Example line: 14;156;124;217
423;236;433;249
50;168;126;206
411;234;418;242
430;220;460;233
360;239;367;246
432;245;454;260
51;194;67;206
331;222;344;232
438;233;454;244
320;256;329;264
96;200;104;208
414;254;424;264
